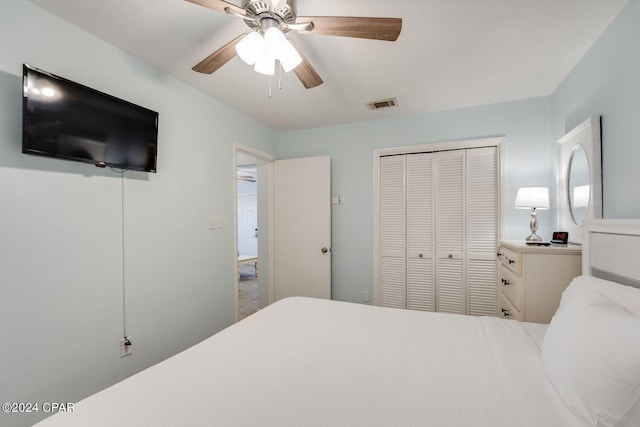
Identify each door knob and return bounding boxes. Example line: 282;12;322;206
321;247;329;254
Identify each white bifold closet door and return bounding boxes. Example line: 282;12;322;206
379;155;407;309
407;153;435;311
434;150;465;314
466;147;499;315
379;146;497;315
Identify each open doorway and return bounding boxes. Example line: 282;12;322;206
235;144;275;321
237;164;258;320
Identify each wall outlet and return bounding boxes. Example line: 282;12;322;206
362;290;370;302
120;336;133;358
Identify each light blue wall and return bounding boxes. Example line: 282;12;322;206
0;2;276;426
277;98;555;303
551;0;640;218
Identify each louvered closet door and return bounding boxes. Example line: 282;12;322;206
434;150;465;314
379;155;406;309
378;144;498;314
466;147;498;316
406;153;435;311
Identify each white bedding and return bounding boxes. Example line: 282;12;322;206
36;297;584;427
521;321;548;349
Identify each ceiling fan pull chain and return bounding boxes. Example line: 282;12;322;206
278;62;283;90
268;75;272;98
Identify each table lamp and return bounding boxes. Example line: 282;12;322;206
515;187;549;242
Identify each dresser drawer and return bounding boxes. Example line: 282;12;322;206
497;292;522;321
498;267;522;310
497;246;521;275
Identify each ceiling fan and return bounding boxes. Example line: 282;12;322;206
186;0;402;89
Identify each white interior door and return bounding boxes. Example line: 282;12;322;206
237;194;257;256
273;156;331;301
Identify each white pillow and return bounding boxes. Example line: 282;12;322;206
559;275;640;317
542;290;640;427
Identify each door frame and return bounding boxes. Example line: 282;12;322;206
372;137;506;306
234;143;277;322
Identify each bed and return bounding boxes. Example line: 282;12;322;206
36;219;640;427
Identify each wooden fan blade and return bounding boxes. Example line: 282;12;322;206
184;0;245;15
288;39;323;89
192;33;247;74
296;16;402;41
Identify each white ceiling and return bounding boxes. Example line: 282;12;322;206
28;0;626;131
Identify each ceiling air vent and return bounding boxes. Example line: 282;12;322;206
366;98;398;110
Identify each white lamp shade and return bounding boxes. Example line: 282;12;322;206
236;32;264;65
514;187;549;209
254;52;276;75
278;40;302;72
264;27;286;58
572;184;590;208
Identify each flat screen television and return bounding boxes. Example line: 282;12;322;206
22;64;158;172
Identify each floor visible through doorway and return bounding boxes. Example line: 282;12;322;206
238;264;258;321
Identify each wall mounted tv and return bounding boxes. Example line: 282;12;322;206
22;64;158;173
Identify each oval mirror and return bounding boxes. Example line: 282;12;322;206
567;144;590;225
557;116;602;244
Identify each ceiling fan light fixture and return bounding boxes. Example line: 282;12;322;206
236;31;264;65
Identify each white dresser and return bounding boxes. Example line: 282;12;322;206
496;241;582;323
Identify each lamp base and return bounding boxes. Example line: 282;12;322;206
525;208;543;242
525;233;543;242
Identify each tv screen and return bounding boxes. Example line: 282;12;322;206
22;64;158;173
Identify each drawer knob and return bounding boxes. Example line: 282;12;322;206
497;252;503;257
448;254;453;259
508;259;515;264
418;253;423;258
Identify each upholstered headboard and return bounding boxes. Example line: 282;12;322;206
582;219;640;288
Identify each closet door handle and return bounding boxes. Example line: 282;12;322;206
321;247;329;254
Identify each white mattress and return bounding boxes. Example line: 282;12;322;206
36;297;585;427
